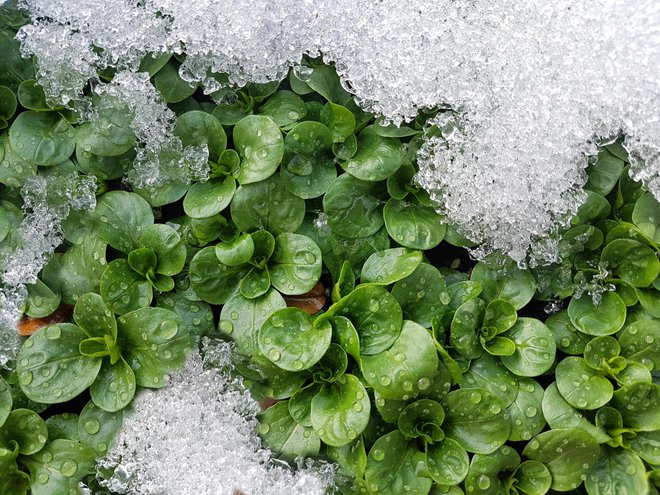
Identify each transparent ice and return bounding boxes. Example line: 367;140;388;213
0;172;96;366
15;0;660;264
99;339;335;495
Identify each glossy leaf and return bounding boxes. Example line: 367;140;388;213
259;307;332;371
523;429;600;492
233;115;284;184
361;320;438;400
231;174;305;234
16;324;102;404
567;291;626;336
311;374;371;447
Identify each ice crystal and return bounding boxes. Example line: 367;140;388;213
0;172;96;366
93;71;209;190
99;339;334;495
15;0;660;261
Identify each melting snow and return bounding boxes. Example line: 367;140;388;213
99;340;335;495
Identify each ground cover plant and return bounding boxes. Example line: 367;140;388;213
0;6;658;495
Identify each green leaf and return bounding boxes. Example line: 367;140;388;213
320;102;355;142
127;247;157;276
628;430;660;465
73;292;117;340
139;224;187;276
572;190;611;225
311;374;371;447
333;133;357;160
500;317;556;377
323;173;386;238
426;438;469;486
16;79;50;112
471;257;536;309
183;176;236;219
269;233;322;295
119;308;190;388
523;429;600;492
585;149;625;197
0;85;16;127
257;401;319;461
233;115;284;184
288;384;318;426
450;298;485;360
632;192;660;244
361;320;439;400
341;126;403;181
174;110;226;160
257;90;306;128
284;121;333;157
541;382;611;443
45;414;79;442
153;61;196;103
546;309;592;355
556;357;613;410
585;447;648;495
92;191;154;253
215;233;254;267
9;111;75;166
189;246;248;304
77;400;123;455
583;336;620;370
155;292;215;341
360;248;423;285
100;259;153;315
89;357;136;412
514;460;552;495
611;382;660;431
326;438;367;480
391;263;449;328
24;279;61;319
240;266;270;299
464;446;520;495
22;439;97;495
460;354;519;407
619;319;659;371
304;65;351;104
441;388;510;454
280;154;337;199
567;292;626;336
0;29;35;91
365;431;432;495
333;284;403;355
330;316;361;363
397;398;445;443
16;324;102;404
0;443;30;495
601;238;659;287
231;174;305;234
383;198;446;250
0;408;47;454
0;376;11;428
505;377;546;442
258;307;332;371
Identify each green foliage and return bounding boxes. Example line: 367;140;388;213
4;56;659;495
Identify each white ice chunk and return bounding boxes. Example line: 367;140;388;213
15;0;660;262
99;339;335;495
0;172;96;366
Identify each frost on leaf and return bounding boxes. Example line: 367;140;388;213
14;0;660;262
0;173;96;366
98;339;335;495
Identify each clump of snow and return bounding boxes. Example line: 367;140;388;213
15;0;660;262
99;339;335;495
92;71;209;190
0;172;96;366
